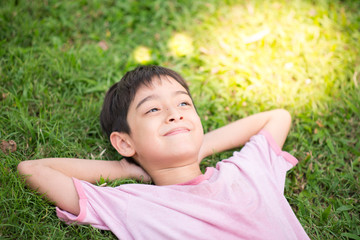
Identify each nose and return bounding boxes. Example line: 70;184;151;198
166;108;183;123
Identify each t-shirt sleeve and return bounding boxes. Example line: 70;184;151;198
56;178;91;225
223;129;298;193
56;178;126;230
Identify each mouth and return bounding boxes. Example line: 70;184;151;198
164;127;190;136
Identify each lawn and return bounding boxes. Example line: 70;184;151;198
1;0;359;239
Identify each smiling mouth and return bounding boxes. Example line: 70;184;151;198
164;127;190;136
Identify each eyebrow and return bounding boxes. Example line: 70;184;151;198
135;90;189;110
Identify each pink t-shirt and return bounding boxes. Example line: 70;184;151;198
57;130;310;239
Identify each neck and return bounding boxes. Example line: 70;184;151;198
149;162;202;186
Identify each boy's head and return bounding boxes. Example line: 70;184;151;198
100;65;203;167
100;65;193;137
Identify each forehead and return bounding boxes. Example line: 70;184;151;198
133;76;187;102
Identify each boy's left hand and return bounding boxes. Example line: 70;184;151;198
123;159;152;183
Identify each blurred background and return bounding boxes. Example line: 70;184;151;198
1;0;359;239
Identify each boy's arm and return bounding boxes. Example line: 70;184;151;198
17;158;150;215
198;109;291;161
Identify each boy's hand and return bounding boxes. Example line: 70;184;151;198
122;159;152;183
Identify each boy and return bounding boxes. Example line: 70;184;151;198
18;65;310;239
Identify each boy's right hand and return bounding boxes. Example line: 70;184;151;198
17;158;151;216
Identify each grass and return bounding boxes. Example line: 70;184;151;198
1;0;359;239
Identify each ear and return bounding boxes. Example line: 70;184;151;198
110;132;135;157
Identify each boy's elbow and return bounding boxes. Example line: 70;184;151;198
264;109;292;148
18;161;30;176
280;109;291;124
278;109;292;127
17;160;38;177
276;108;292;138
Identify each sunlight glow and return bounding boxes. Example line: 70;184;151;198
189;1;349;111
168;33;194;57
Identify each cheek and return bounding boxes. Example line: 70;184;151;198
193;115;204;140
133;119;158;141
194;114;203;130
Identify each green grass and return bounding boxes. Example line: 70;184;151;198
1;0;359;239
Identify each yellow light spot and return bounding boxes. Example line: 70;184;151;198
106;30;111;38
133;46;152;64
284;62;294;70
168;33;194;57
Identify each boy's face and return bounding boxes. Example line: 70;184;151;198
126;76;204;171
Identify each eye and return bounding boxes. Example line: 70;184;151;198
146;108;159;114
179;101;191;107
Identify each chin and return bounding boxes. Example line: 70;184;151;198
170;147;200;160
